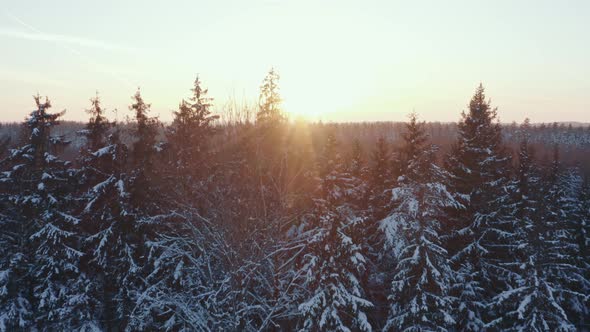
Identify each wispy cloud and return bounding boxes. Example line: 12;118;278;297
1;12;136;52
1;11;136;89
0;28;135;52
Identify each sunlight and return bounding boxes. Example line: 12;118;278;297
282;67;375;122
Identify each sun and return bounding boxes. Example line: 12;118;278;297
279;65;375;122
281;82;363;122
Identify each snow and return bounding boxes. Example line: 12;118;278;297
92;145;115;157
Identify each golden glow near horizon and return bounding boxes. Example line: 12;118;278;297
1;0;589;123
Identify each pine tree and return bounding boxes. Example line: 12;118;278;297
493;119;576;331
577;181;590;330
128;208;231;331
368;136;392;222
129;80;232;330
0;134;9;159
81;93;113;153
0;95;97;330
445;84;513;330
78;131;134;330
399;112;428;174
540;146;590;330
381;114;458;331
167;76;218;177
256;68;285;129
347;138;369;209
77;91;166;330
130;89;160;172
296;132;373;331
349;138;364;179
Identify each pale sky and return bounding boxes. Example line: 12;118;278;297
1;0;589;123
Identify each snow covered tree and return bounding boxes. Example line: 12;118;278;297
349;138;364;178
368;136;393;223
381;114;459;331
167;76;219;177
492;119;577;331
76;91;168;330
0;95;97;330
78;134;135;330
539;147;590;329
346;138;370;209
0;195;32;331
74;95;135;330
0;134;9;159
296;132;373;331
576;181;590;329
445;84;513;330
81;93;113;153
398;112;428;174
127;207;234;331
130;89;160;172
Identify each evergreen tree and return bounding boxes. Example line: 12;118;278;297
347;138;369;209
130;89;160;172
445;84;513;330
0;134;9;159
0;95;97;330
81;93;113;153
363;136;394;325
577;181;590;330
256;68;285;128
296;132;373;331
78;131;134;330
368;136;392;222
540;146;590;329
128;208;231;331
381;115;459;331
167;76;219;177
78;91;165;330
349;138;364;179
399;112;428;174
493;119;576;331
250;68;291;222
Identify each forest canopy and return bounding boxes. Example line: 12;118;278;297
0;71;589;331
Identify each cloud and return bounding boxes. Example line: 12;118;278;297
1;11;137;53
1;11;136;89
0;28;135;52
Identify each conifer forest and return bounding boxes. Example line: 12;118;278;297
1;71;589;331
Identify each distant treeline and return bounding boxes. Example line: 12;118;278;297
2;119;590;175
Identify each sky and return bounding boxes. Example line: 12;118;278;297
1;0;589;123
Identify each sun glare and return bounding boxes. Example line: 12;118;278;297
281;69;374;122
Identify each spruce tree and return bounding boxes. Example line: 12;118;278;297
0;134;9;159
296;132;373;331
493;119;576;331
81;93;113;153
368;136;392;221
349;138;364;179
78;131;133;330
399;112;428;174
541;147;590;329
256;68;285;128
445;84;513;330
78;91;165;330
167;76;218;177
0;96;97;330
128;208;230;331
381;114;458;331
577;181;590;330
130;89;160;172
